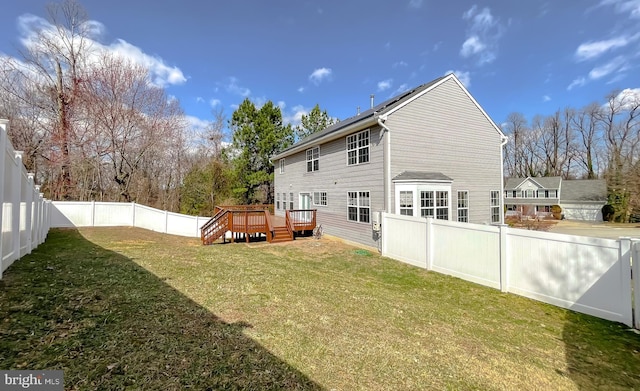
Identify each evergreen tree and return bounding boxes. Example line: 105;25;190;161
296;104;337;140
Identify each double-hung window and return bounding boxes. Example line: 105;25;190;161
399;191;413;216
457;191;469;222
279;159;285;174
346;130;369;165
419;190;449;220
306;147;319;172
313;191;327;206
289;192;294;210
490;190;501;223
347;191;370;223
276;193;281;210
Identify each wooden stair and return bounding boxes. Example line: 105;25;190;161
201;209;229;245
270;225;293;243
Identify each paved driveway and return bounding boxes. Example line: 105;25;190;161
548;220;640;240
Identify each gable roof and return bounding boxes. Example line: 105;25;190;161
560;180;607;202
272;73;504;160
505;177;562;189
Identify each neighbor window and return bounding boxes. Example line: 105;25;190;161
346;130;369;165
399;191;413;216
313;191;327;206
491;190;500;223
279;159;285;174
457;191;468;222
306;147;319;172
347;191;370;223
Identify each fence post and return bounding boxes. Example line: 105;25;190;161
131;202;136;228
619;237;633;327
11;152;23;264
633;240;640;329
499;224;509;293
426;217;433;270
0;119;8;278
23;173;34;256
90;200;95;227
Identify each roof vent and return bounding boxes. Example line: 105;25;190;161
356;106;360;115
370;94;375;109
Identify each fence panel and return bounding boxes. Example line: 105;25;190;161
133;203;166;232
0;119;50;278
431;220;501;289
381;213;427;268
94;203;135;227
166;211;200;237
50;202;93;227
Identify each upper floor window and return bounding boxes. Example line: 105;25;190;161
279;158;285;174
347;130;369;165
306;147;319;172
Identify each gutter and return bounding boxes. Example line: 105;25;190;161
499;135;508;224
377;115;392;213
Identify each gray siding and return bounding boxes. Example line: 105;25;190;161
275;126;384;248
387;77;503;224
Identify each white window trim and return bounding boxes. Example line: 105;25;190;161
313;191;328;206
347;190;371;223
394;182;451;220
490;190;501;223
457;190;469;222
306;146;319;172
279;158;285;174
346;129;370;166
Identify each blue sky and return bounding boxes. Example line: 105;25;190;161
0;0;638;138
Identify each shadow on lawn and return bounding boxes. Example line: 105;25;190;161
0;229;323;390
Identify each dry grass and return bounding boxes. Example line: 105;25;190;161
1;227;639;390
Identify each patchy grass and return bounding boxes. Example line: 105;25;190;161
1;227;639;390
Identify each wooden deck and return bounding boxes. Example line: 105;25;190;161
200;205;316;245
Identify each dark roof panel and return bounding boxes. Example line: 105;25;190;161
392;171;453;182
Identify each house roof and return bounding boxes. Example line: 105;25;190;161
392;171;453;182
505;177;562;189
560;180;607;202
272;73;505;161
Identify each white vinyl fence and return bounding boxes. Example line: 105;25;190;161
51;201;211;238
382;213;640;329
0;119;51;278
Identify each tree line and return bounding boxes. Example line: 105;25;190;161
501;89;640;221
0;0;335;217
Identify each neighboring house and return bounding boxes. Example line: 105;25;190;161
504;177;608;221
272;73;507;248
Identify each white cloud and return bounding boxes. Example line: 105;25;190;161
16;14;186;88
309;67;332;85
209;99;221;107
567;77;586;90
377;79;393;91
392;61;408;68
408;0;424;8
460;36;486;57
283;104;308;127
611;88;640;109
599;0;640;18
459;6;503;65
588;56;627;80
298;86;305;93
445;70;471;87
390;83;410;97
225;77;251;97
543;95;551;102
196;97;205;103
575;34;639;61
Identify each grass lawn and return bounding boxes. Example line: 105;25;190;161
1;227;639;390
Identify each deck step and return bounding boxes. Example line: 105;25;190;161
271;226;293;242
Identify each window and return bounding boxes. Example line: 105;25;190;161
419;190;448;220
436;191;448;220
491;190;501;223
420;191;434;218
399;191;413;216
276;193;280;210
457;191;468;222
346;130;369;165
306;147;319;172
347;191;370;223
313;191;327;206
289;192;294;210
279;159;285;174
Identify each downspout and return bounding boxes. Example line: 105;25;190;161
499;135;508;224
377;115;392;213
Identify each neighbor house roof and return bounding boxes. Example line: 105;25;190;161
560;180;607;203
392;171;453;182
272;73;504;161
504;177;562;189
